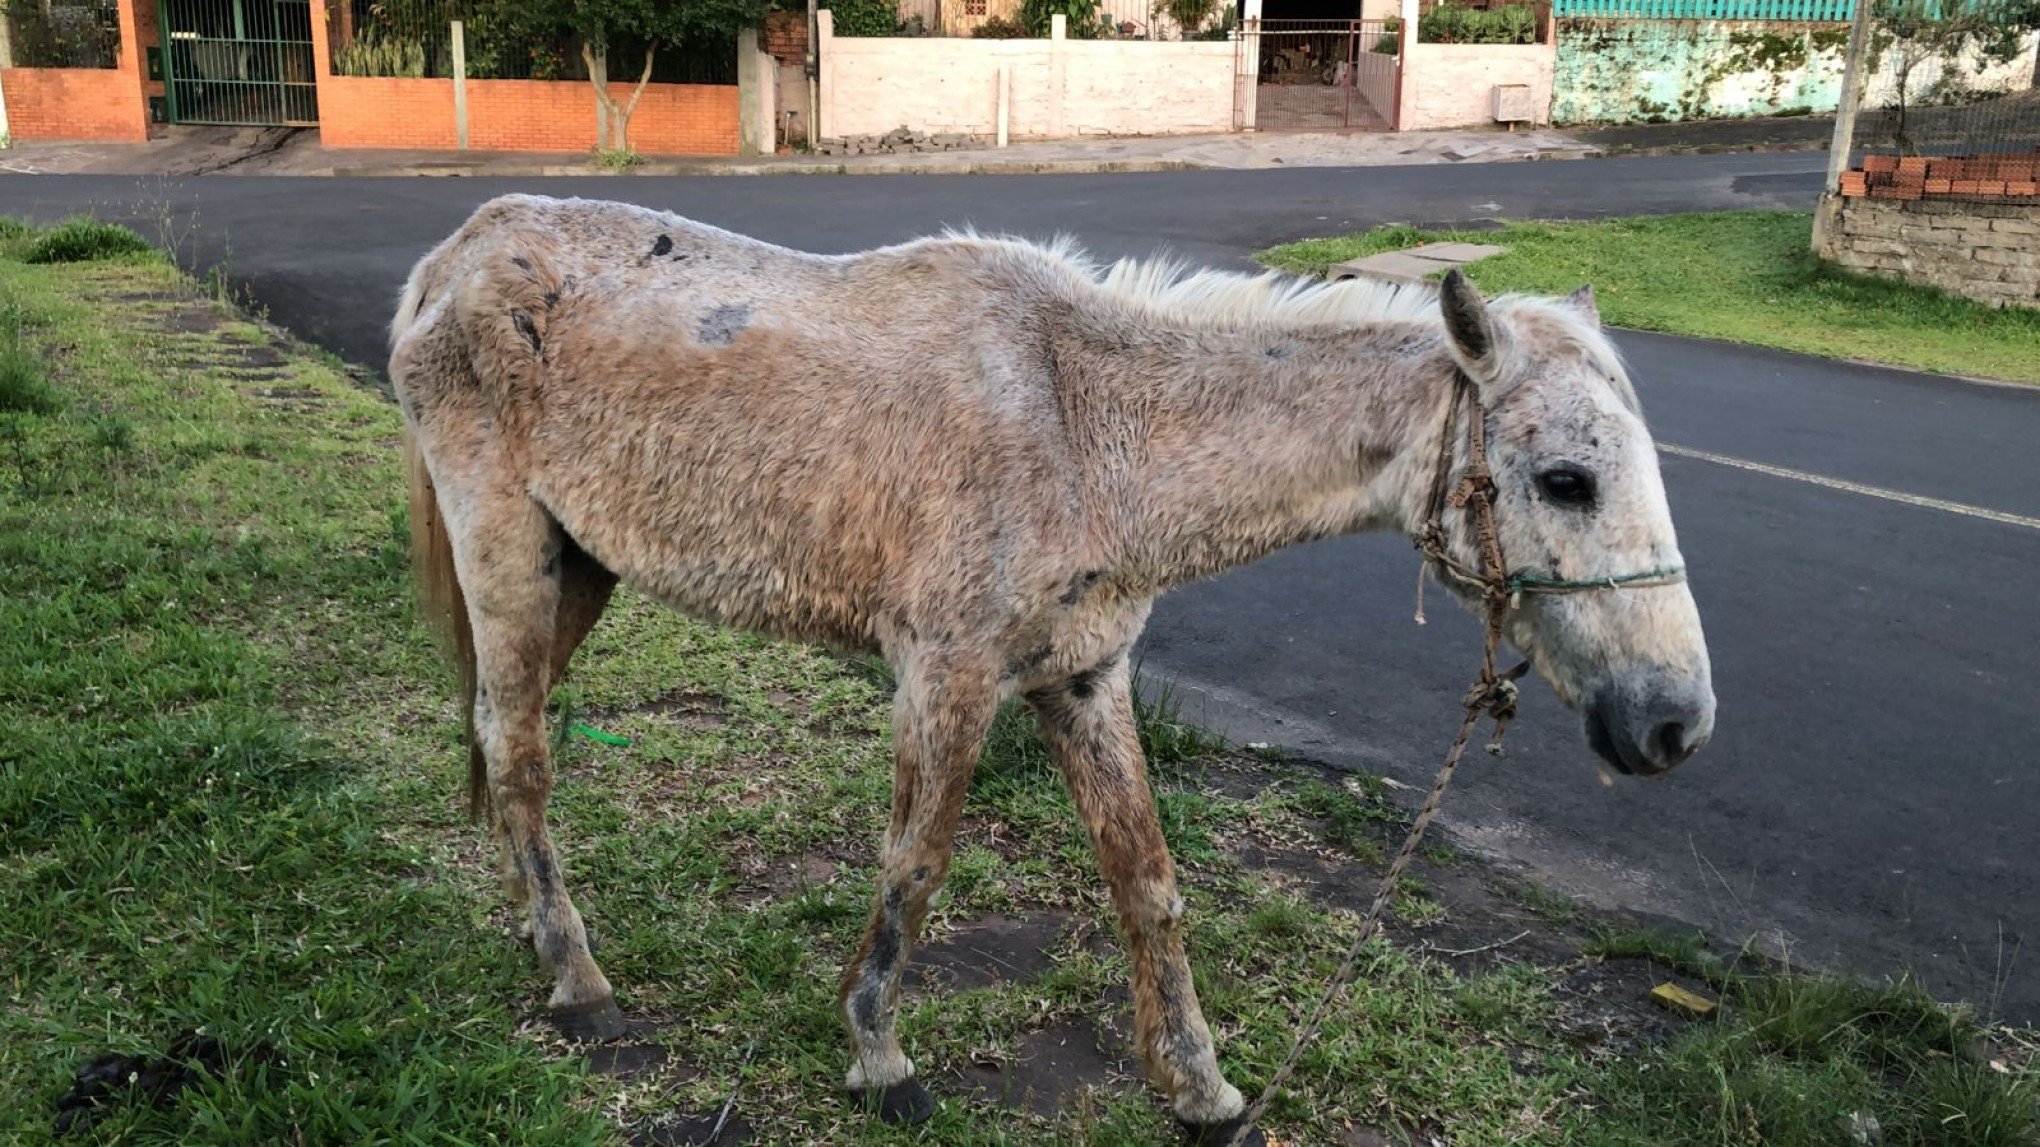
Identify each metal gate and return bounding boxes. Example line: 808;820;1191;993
160;0;318;126
1238;19;1398;131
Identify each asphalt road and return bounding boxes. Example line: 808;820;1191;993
9;152;2035;1020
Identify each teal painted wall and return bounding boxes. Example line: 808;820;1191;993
1551;20;1854;124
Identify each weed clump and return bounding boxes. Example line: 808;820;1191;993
25;218;157;265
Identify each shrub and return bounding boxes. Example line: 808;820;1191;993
1374;16;1402;52
1419;2;1536;44
830;0;903;36
1161;0;1218;35
972;14;1030;36
1020;0;1107;37
23;219;156;265
332;29;427;77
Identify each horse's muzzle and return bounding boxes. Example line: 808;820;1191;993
1584;683;1714;777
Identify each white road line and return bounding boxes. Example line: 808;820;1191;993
1658;442;2040;533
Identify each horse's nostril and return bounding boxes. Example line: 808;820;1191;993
1654;722;1688;765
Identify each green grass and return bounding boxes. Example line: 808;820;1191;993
1;216;2033;1145
1258;212;2040;384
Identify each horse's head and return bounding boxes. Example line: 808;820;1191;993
1427;271;1713;777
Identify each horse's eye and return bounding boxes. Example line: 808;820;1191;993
1536;467;1596;507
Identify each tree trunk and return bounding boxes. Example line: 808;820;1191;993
583;39;614;150
610;43;658;151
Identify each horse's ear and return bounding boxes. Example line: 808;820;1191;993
1438;270;1501;385
1565;283;1600;326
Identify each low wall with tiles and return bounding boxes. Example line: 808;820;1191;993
1824;192;2038;310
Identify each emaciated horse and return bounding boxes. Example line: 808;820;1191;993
390;195;1713;1144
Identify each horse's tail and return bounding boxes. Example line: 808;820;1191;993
405;431;488;821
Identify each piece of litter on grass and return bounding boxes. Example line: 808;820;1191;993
571;723;631;747
1650;982;1717;1018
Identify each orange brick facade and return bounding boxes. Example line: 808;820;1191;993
1;0;150;141
2;67;149;141
307;0;737;155
1;0;738;154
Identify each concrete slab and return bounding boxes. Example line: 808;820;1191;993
1329;241;1505;281
1408;241;1506;262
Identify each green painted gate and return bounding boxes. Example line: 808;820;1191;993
159;0;318;125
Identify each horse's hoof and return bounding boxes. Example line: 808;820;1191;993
850;1077;936;1125
1180;1114;1266;1147
549;996;626;1042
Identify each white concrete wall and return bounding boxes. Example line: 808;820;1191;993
1398;42;1554;130
818;11;1237;139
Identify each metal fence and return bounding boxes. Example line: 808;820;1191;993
1245;19;1398;130
5;0;123;68
843;0;1234;38
160;0;317;125
1555;0;1854;18
1842;1;2040;203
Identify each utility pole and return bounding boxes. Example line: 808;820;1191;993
1813;0;1876;255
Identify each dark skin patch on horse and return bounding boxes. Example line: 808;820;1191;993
512;310;542;354
699;304;752;347
1060;570;1103;606
852;913;903;1031
650;234;674;258
1067;668;1102;700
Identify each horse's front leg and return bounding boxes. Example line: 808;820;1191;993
840;648;998;1123
1029;657;1261;1147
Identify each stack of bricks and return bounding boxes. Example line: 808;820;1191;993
1839;150;2040;203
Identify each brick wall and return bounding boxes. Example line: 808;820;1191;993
316;76;460;148
307;0;736;155
2;67;149;141
764;10;808;66
1;0;151;141
468;79;740;155
1827;197;2039;310
316;76;738;154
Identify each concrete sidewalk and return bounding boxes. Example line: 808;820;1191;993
0;113;1841;179
1;124;1597;178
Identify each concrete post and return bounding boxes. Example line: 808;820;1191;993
1239;0;1262;130
0;15;12;146
1396;0;1419;131
450;20;469;150
815;9;835;140
996;64;1009;147
1813;0;1875;256
738;27;770;156
1048;14;1066;138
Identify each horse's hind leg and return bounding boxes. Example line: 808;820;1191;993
1028;657;1254;1145
457;496;622;1040
498;540;617;947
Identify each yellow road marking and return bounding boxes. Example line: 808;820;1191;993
1658;442;2040;533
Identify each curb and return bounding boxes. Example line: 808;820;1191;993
335;157;1219;178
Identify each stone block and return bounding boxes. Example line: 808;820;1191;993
1971;247;2031;266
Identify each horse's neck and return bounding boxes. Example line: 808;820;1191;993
1061;317;1451;590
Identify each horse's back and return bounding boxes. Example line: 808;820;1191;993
394;195;1082;651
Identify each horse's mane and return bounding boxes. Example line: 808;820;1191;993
937;228;1639;413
